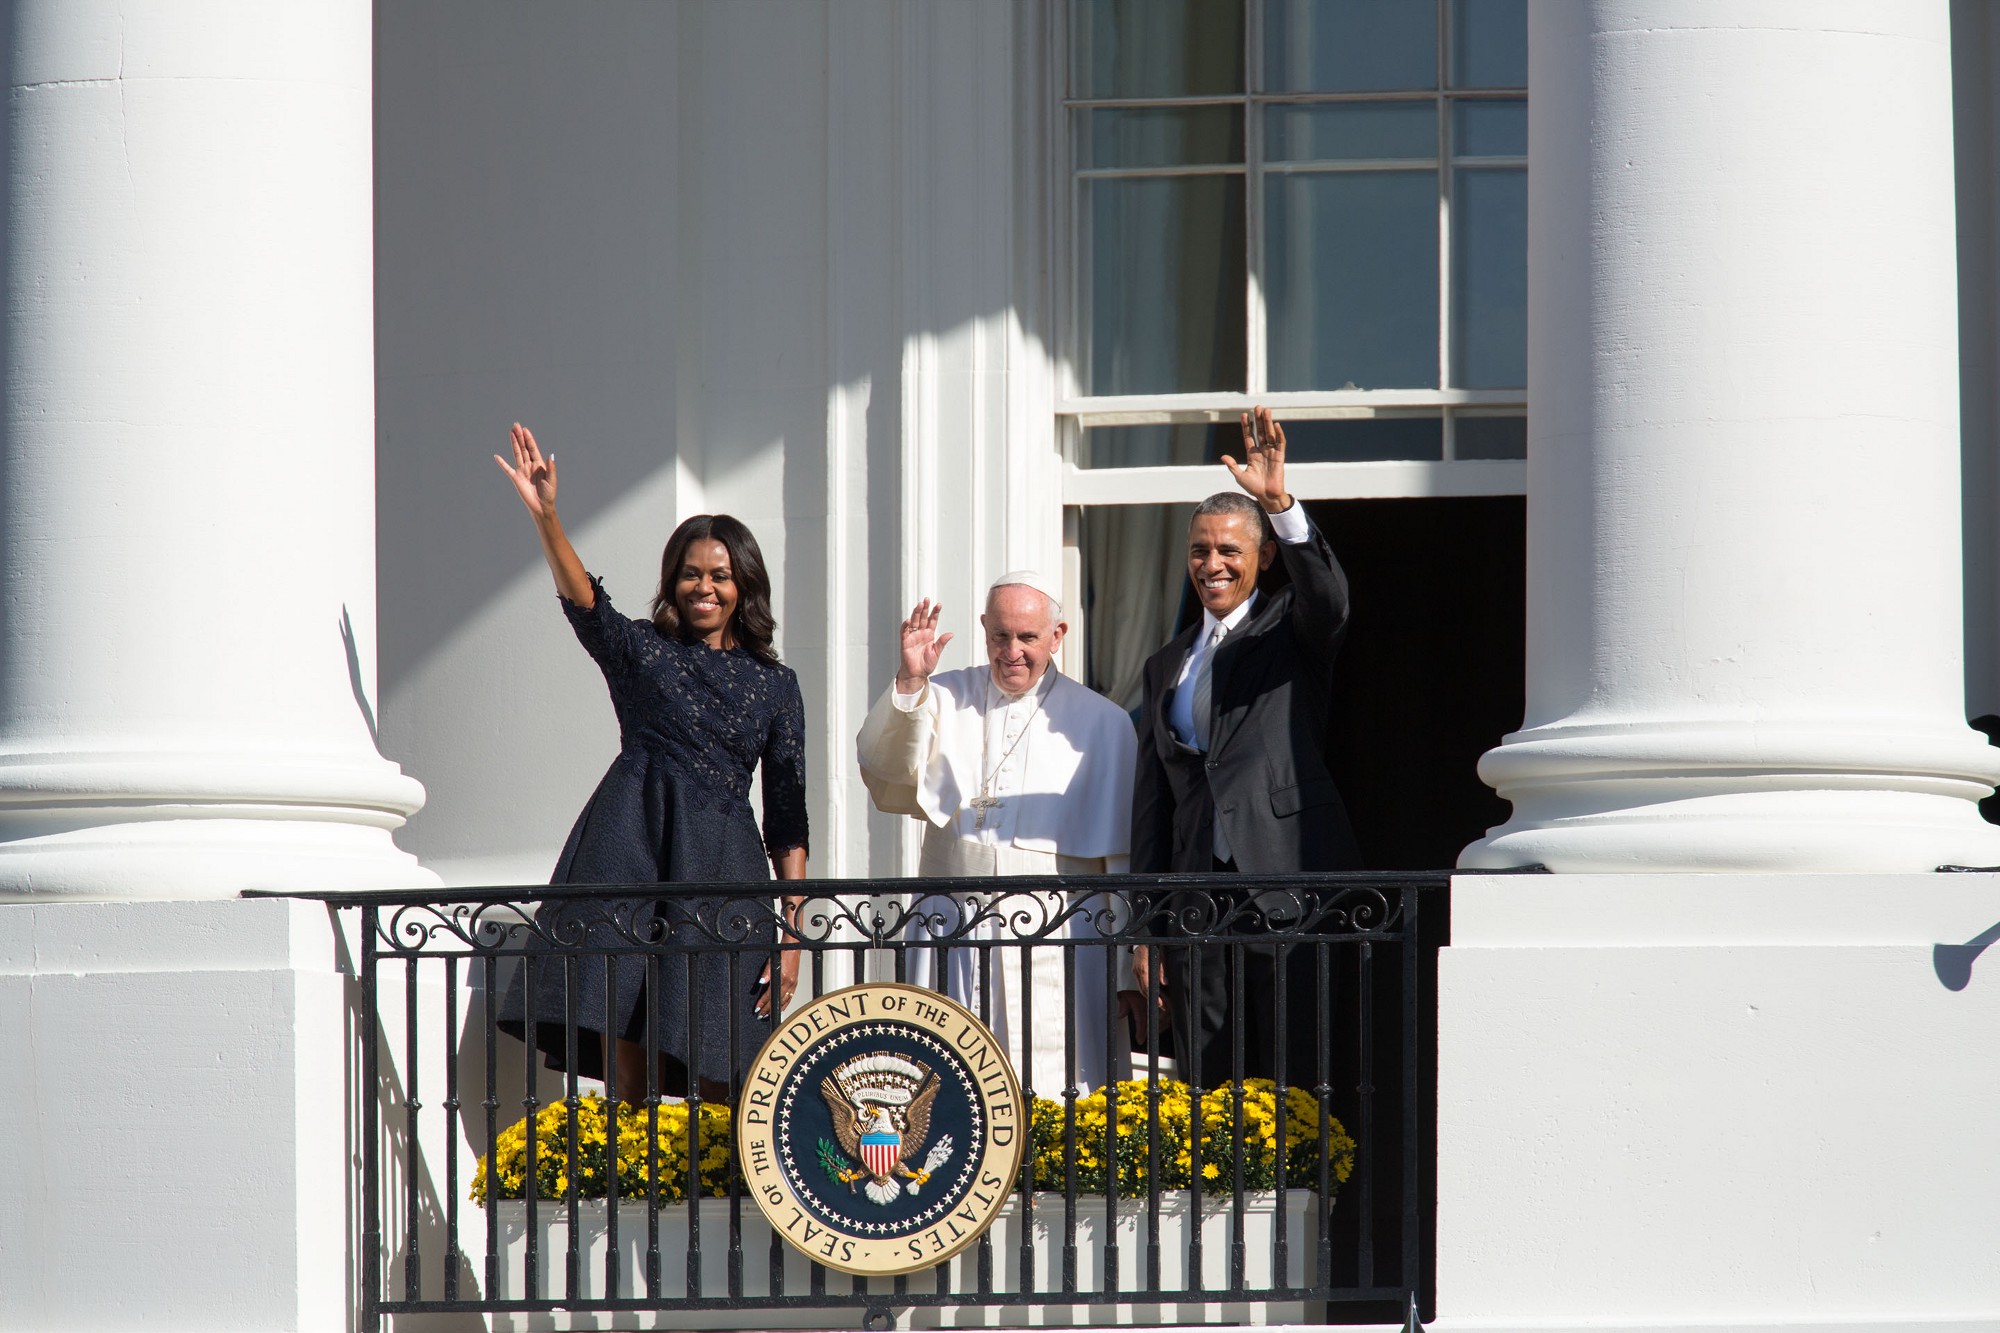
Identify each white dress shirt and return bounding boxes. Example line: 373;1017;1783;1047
1167;499;1312;863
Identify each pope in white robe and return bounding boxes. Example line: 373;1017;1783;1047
856;572;1138;1094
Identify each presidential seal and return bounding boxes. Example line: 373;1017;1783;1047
737;983;1024;1276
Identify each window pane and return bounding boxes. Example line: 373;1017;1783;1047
1450;167;1526;388
1452;99;1526;158
1263;0;1437;93
1455;415;1526;459
1085;176;1248;395
1079;107;1244;170
1284;416;1443;461
1265;103;1436;163
1266;172;1439;390
1450;0;1527;88
1074;0;1244;98
1077;422;1231;468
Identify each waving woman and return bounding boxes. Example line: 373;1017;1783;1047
492;423;806;1101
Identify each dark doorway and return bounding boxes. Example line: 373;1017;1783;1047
1304;495;1523;869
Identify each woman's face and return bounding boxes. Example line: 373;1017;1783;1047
675;537;739;644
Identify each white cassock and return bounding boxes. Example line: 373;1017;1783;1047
856;665;1137;1094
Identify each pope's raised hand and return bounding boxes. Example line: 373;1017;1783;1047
896;599;954;694
1221;406;1290;513
494;422;559;522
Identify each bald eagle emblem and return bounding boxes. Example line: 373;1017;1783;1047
816;1052;955;1206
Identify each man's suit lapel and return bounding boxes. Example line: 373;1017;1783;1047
1152;623;1200;754
1205;586;1290;759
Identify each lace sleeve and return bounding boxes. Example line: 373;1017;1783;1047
760;668;810;857
560;574;653;677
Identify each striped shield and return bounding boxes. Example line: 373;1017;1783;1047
860;1132;900;1180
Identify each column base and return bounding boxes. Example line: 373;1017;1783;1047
0;751;438;897
1464;721;2000;872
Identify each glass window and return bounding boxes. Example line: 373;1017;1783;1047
1072;0;1245;98
1069;0;1527;406
1450;0;1528;90
1263;0;1437;94
1083;176;1247;396
1079;416;1445;469
1267;171;1439;390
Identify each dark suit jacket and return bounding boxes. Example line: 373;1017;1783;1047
1130;514;1361;874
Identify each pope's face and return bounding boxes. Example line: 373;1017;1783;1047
1187;510;1275;619
981;585;1066;696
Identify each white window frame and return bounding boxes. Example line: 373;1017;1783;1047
1053;0;1528;508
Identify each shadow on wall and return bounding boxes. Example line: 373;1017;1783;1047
1934;921;2000;991
374;2;1025;878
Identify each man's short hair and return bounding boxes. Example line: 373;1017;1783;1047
1190;492;1272;543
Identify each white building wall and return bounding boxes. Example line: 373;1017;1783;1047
374;0;1060;885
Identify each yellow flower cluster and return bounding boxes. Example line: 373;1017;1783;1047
1024;1079;1355;1196
472;1080;1355;1208
471;1094;736;1207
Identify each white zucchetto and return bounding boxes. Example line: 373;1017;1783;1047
988;569;1063;616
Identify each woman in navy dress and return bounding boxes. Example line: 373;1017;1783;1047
492;423;807;1100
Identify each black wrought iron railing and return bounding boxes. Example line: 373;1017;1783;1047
275;872;1443;1331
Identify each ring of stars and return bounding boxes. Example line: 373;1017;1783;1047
773;1021;985;1237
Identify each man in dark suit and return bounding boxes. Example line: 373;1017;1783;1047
1130;407;1360;1085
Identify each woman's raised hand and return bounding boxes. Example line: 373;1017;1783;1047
495;422;594;608
896;598;954;694
495;422;559;522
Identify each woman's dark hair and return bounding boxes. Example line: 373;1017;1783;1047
650;514;780;664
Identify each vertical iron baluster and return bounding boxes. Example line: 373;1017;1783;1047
360;906;382;1333
521;955;539;1302
404;955;423;1302
1016;935;1035;1298
443;956;462;1302
483;953;500;1299
1356;938;1376;1289
1230;931;1247;1294
1145;917;1162;1295
563;955;581;1301
604;951;621;1301
1185;938;1203;1294
1272;937;1289;1294
1101;927;1120;1296
645;950;661;1299
1316;938;1334;1291
685;935;703;1298
728;943;743;1299
1401;888;1421;1308
1061;941;1079;1294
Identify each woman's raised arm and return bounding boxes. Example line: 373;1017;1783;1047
494;422;595;608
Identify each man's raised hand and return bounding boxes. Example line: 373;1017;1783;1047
897;599;954;694
1221;406;1291;514
495;422;559;521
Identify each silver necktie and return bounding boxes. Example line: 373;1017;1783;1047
1190;622;1226;751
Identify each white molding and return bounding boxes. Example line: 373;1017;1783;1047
1062;459;1524;504
1062;389;1523;421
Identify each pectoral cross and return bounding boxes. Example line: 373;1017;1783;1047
970;794;1003;830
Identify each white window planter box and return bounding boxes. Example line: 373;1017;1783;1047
486;1188;1318;1329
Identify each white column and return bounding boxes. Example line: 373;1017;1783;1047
1463;0;2000;872
0;0;433;897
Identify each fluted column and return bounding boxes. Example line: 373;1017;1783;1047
0;0;433;897
1464;0;2000;872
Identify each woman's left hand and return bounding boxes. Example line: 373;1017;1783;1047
757;948;800;1018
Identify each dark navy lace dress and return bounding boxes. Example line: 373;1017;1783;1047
497;576;808;1089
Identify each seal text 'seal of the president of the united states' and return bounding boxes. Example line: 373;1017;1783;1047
738;983;1025;1276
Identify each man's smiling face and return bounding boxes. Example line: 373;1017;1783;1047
1186;510;1276;619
